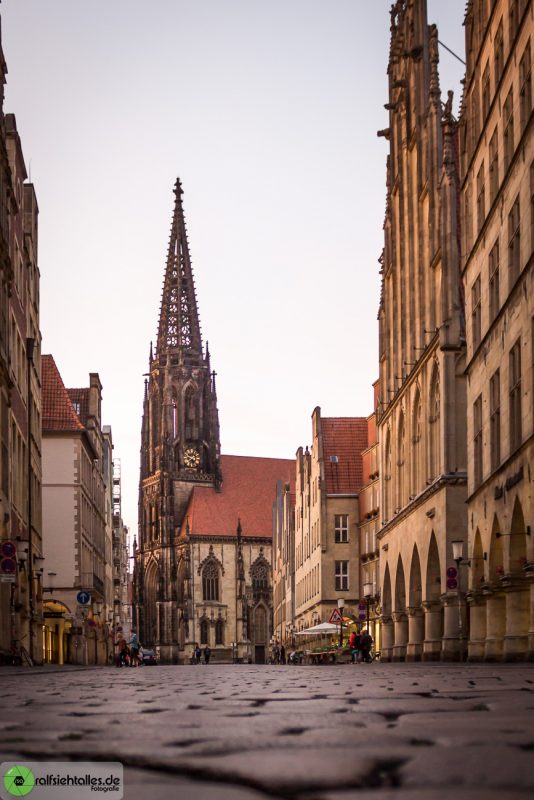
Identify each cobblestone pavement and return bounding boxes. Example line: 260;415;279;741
1;662;534;799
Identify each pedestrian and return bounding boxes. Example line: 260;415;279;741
273;644;280;664
129;629;141;667
115;629;128;668
194;645;202;664
280;644;286;664
360;629;373;663
349;630;358;663
204;645;211;664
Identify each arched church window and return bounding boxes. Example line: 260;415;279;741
396;412;405;510
412;390;422;495
202;561;220;602
184;387;198;440
215;619;224;645
253;606;267;644
429;367;440;480
251;561;269;593
200;619;209;645
384;428;392;521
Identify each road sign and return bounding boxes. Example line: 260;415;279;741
0;541;16;559
0;557;16;574
76;590;91;606
329;608;343;624
447;578;458;590
447;567;458;579
0;574;15;583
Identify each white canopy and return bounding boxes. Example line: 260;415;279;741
294;621;339;636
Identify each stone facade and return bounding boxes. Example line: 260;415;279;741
377;0;468;662
460;0;534;661
273;479;295;647
358;381;380;647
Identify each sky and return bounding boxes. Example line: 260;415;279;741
1;0;466;536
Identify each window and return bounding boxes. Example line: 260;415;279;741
520;41;532;133
473;395;483;487
481;63;490;121
509;339;522;452
503;88;514;171
476;163;486;233
509;0;519;43
508;197;521;287
335;561;349;591
251;560;269;593
531;161;534;247
489;128;499;204
215;619;224;645
471;275;482;348
494;21;504;85
202;561;219;602
489;240;500;322
334;514;349;543
200;619;209;645
490;370;501;471
429;368;440;481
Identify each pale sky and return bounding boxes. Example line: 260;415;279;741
2;0;465;535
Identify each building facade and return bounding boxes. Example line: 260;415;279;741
377;0;468;662
460;0;534;660
272;478;295;647
41;357;111;665
134;180;293;664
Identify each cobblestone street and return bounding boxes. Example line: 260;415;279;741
2;663;534;799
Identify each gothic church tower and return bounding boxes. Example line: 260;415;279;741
136;180;221;661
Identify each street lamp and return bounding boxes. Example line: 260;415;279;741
451;540;464;661
363;581;373;634
337;597;345;647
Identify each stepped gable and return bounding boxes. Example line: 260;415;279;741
180;454;295;538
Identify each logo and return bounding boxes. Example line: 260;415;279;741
3;766;35;797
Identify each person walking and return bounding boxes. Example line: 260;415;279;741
204;645;211;664
349;630;357;663
115;628;128;667
194;645;202;664
360;629;373;663
280;644;286;664
129;629;141;667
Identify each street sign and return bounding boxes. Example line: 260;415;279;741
447;578;458;590
0;541;16;559
329;608;343;624
447;567;458;579
0;557;16;574
76;590;91;606
0;574;15;583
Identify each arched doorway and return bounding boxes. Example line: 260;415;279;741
468;528;487;661
252;604;268;664
504;498;529;660
42;600;72;665
407;546;423;661
143;560;159;648
393;556;408;661
423;532;443;661
486;515;506;660
381;563;394;661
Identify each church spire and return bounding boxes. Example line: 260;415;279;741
156;179;202;362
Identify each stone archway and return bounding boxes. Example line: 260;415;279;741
251;603;269;664
504;498;529;661
143;559;159;648
468;528;487;661
381;563;394;661
423;531;443;661
393;556;408;661
407;545;424;661
486;515;506;661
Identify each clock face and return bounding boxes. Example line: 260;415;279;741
184;447;200;468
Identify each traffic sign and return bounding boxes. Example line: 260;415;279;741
0;574;15;583
76;590;91;606
0;541;16;559
0;557;16;574
329;608;343;624
447;567;458;579
447;578;458;590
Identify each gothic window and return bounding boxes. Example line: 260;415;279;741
490;370;501;471
200;619;209;645
215;619;224;645
494;21;504;86
202;561;220;602
251;559;270;593
489;240;500;322
509;339;522;452
384;428;392;521
171;395;178;439
412;390;422;496
508;196;521;287
184;386;198;440
520;40;532;134
396;412;405;511
489;128;499;204
253;606;267;644
503;88;514;172
476;163;485;234
473;394;483;487
429;367;440;481
471;274;482;348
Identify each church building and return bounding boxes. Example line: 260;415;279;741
134;180;293;664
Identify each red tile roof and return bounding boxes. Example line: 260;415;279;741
42;355;84;432
180;454;295;539
321;417;368;494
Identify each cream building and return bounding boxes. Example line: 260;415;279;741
460;0;533;660
358;382;380;646
293;408;367;633
273;479;295;647
377;0;468;662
